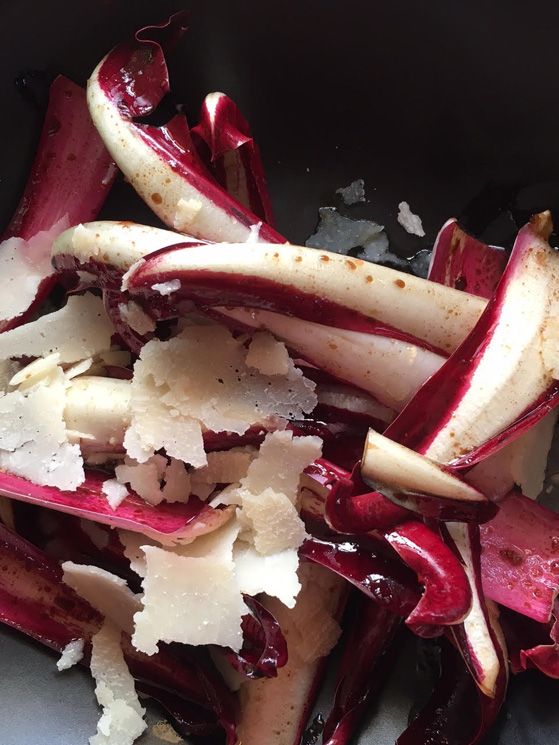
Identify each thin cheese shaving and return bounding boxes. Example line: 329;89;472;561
0;292;114;363
233;542;301;608
62;562;141;635
239;486;308;555
245;331;290;375
0;369;84;490
191;448;255;485
56;639;85;671
132;543;245;655
124;325;316;466
0;216;69;322
102;478;129;510
118;300;156;335
240;430;322;503
89;622;147;745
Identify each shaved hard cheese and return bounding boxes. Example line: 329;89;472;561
114;455;192;506
132;542;245;655
62;562;141;635
239;486;308;555
118;300;156;335
240;430;322;503
89;622;147;745
9;353;61;390
159;458;192;503
115;455;167;506
191;448;255;485
0;216;69;323
245;331;290;376
233;543;301;608
0;369;83;490
102;479;129;510
56;638;85;671
223;431;320;555
0;292;114;364
124;325;316;466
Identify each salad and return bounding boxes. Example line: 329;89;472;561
1;10;559;745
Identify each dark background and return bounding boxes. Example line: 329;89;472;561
0;0;559;742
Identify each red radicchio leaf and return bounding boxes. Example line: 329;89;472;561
91;13;283;244
428;218;507;299
0;75;115;332
192;92;275;226
0;467;234;540
397;635;506;745
480;490;559;624
223;595;288;679
322;595;401;745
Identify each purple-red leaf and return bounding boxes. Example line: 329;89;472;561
223;595;288;679
88;13;283;243
323;596;400;745
428;219;507;298
192;92;275;226
0;467;234;540
384;520;472;629
0;76;115;332
299;535;421;618
480;490;559;623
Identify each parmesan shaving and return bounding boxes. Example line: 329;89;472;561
239;486;308;555
151;279;181;296
113;455;191;506
240;430;322;503
118;300;156;335
56;638;85;671
190;481;216;500
132;542;245;655
0;216;69;323
0;292;114;363
397;201;426;237
89;622;147;745
115;455;167;506
245;331;290;376
124;326;316;466
191;448;255;485
233;543;301;608
0;369;84;490
62;562;141;635
102;478;129;510
161;457;191;503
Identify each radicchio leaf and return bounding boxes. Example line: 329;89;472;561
192;91;275;226
223;595;288;679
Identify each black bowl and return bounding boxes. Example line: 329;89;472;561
1;1;559;743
